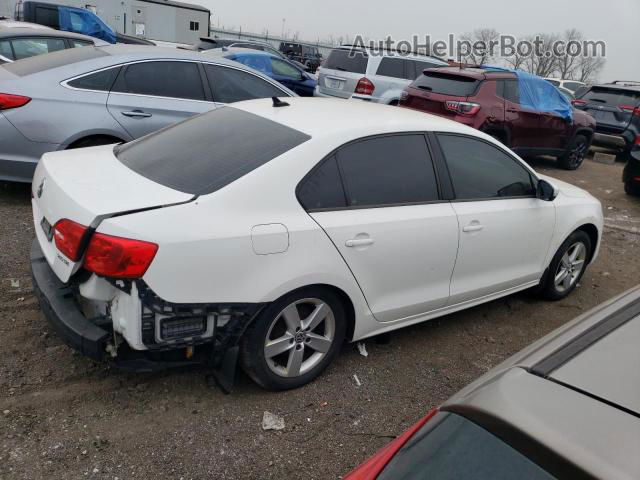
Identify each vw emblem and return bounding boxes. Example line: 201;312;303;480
37;178;45;198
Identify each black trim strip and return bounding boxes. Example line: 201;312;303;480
530;295;640;376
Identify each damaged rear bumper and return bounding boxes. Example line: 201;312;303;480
30;239;265;379
30;239;110;361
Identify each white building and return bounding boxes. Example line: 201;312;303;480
4;0;211;44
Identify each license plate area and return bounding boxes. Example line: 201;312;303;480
325;77;344;90
40;217;53;241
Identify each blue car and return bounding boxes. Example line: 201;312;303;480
224;50;317;97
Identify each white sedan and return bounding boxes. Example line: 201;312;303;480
30;98;603;391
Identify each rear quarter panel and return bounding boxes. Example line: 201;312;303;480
97;141;374;328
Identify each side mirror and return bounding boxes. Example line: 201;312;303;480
537;179;558;201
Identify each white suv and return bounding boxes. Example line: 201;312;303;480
316;46;447;104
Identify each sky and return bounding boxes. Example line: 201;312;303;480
199;0;639;82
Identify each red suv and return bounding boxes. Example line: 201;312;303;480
400;67;596;169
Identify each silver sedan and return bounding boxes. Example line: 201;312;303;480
0;45;294;182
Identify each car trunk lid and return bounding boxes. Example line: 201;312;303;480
32;144;193;282
317;48;369;99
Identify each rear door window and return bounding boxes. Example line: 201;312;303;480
10;37;67;60
1;46;108;77
67;67;120;91
437;134;535;199
324;49;368;74
204;64;286;103
116;106;310;195
111;61;205;101
376;57;405;79
336;134;439;208
499;79;521;104
412;72;479;96
297;156;347;211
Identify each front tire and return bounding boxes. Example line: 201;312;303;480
240;287;346;391
624;180;640;196
558;134;589;170
540;230;592;300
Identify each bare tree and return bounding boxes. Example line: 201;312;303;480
459;28;500;66
576;55;605;83
521;33;560;77
555;29;582;79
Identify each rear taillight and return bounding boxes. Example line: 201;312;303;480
620;105;640;116
444;100;481;116
53;219;89;261
344;408;439;479
635;135;640;146
0;93;31;110
83;233;158;279
571;99;587;107
355;77;375;96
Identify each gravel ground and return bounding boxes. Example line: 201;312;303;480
1;154;639;479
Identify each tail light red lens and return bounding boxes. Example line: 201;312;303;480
571;99;587;106
0;93;31;110
83;233;158;279
344;408;439;479
53;219;88;261
445;100;481;116
355;77;375;96
635;135;640;146
620;105;640;116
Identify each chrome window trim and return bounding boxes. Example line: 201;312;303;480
60;58;292;100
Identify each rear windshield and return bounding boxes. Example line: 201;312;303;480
324;49;368;74
581;87;640;107
412;72;480;96
115;107;311;196
2;46;108;76
378;413;555;480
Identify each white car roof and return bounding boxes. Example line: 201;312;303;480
232;97;483;140
0;20;53;30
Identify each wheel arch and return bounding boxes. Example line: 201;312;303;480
575;223;599;263
66;133;127;149
574;128;594;145
481;125;510;146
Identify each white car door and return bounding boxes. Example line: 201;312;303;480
298;134;459;323
107;60;215;139
435;134;556;305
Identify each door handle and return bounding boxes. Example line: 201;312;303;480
121;110;152;118
345;238;374;248
463;224;484;233
506;108;518;113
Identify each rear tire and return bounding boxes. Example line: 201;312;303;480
240;287;346;391
558;134;588;170
539;230;592;300
624;180;640;196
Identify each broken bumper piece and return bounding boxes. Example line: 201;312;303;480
30;239;264;374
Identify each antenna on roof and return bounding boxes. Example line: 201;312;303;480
272;97;290;108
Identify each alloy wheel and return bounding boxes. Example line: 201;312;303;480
568;141;588;169
554;241;587;292
264;298;336;378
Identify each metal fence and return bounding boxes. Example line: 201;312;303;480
208;27;336;57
